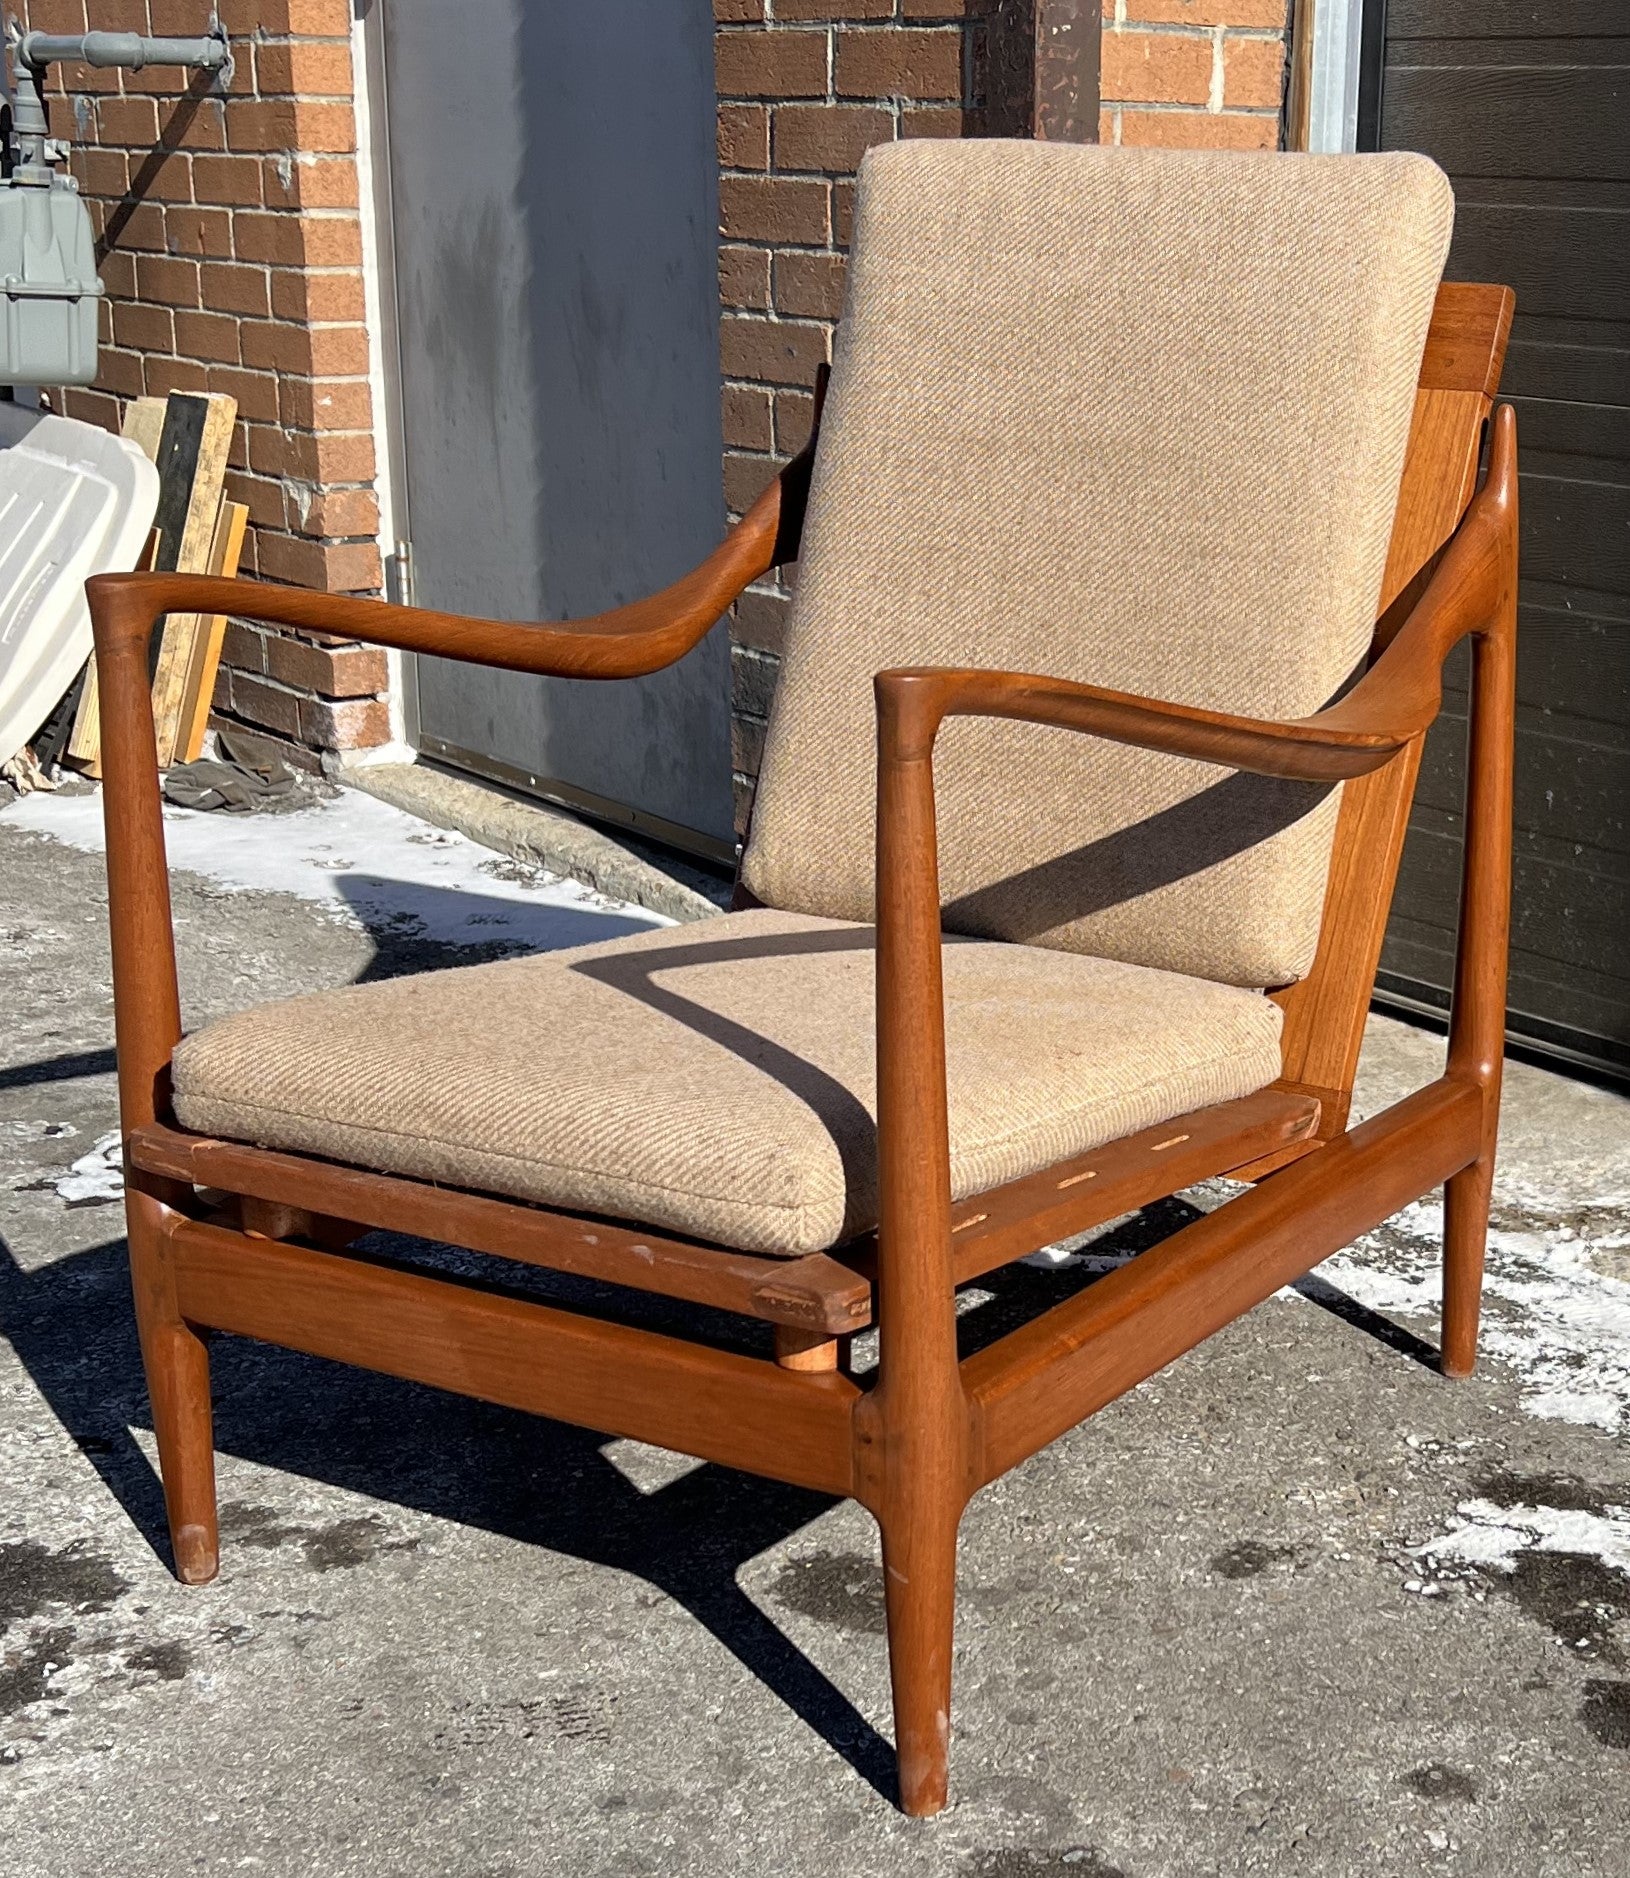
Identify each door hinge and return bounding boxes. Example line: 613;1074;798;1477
387;537;416;608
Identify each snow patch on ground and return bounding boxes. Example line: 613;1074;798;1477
53;1130;123;1207
1313;1186;1630;1435
2;785;665;954
1416;1496;1630;1578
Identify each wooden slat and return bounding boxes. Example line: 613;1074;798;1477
124;395;169;457
1285;0;1315;152
844;1089;1320;1285
66;643;102;773
1267;280;1514;1149
1377;387;1493;615
148;391;237;768
127;1122;874;1336
963;1078;1482;1488
1252;739;1428;1161
166;1216;861;1498
64;526;161;778
175;499;248;764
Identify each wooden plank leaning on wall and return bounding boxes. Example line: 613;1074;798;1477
67;392;243;777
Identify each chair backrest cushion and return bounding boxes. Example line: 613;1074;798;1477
739;142;1453;988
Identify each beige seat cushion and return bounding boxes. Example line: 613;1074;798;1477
171;909;1283;1257
740;141;1453;988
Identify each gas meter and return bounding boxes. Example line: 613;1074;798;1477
2;24;229;387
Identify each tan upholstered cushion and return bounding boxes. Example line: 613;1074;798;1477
740;142;1453;988
170;909;1282;1256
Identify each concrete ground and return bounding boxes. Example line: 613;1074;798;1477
2;782;1627;1878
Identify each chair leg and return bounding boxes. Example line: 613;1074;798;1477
1440;485;1517;1385
128;1190;219;1584
1441;1156;1493;1379
880;1489;960;1817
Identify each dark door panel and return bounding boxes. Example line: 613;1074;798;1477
1445;205;1630;320
1367;0;1630;1078
1383;69;1624;180
1385;2;1627;39
377;0;734;860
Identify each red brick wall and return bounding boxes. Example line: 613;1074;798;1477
1101;2;1287;148
19;1;1291;808
20;0;390;766
718;2;1289;835
715;1;979;832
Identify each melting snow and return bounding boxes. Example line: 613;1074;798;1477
1310;1188;1630;1435
53;1130;123;1207
1416;1496;1630;1577
2;784;665;954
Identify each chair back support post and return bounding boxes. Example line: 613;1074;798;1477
1258;283;1515;1158
1446;406;1518;1103
1441;404;1518;1372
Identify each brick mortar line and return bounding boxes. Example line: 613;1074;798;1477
722;244;841;260
741;172;873;182
1109;100;1280;116
1107;20;1286;36
719;96;952;105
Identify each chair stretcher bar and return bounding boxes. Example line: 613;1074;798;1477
158;1211;862;1499
963;1076;1482;1487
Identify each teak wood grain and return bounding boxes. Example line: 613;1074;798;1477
158;1207;861;1498
841;1087;1321;1289
963;1077;1481;1484
90;282;1518;1819
127;1121;873;1336
1251;280;1515;1167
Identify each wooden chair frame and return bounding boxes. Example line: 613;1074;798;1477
88;283;1516;1817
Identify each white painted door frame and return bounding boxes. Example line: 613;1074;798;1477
1306;0;1366;153
347;0;417;764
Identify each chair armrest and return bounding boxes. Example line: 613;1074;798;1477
88;435;820;1143
86;451;803;678
866;405;1518;1355
876;402;1517;782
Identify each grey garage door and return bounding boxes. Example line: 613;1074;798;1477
1365;1;1630;1080
373;0;735;863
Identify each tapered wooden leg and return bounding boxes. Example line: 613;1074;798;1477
128;1189;219;1584
1441;1157;1493;1378
1441;414;1518;1386
881;1490;959;1817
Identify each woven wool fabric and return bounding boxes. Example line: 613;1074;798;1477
740;141;1453;988
170;908;1283;1256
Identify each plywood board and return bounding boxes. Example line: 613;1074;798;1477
149;391;237;767
65;397;170;772
176;499;249;763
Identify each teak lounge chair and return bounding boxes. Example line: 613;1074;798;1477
91;145;1517;1816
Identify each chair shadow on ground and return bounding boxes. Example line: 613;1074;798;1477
0;1193;1443;1802
0;1225;899;1798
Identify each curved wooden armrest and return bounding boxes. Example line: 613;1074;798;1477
86;443;812;678
878;403;1517;783
86;428;817;1141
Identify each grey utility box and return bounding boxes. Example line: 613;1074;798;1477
1;172;101;388
3;26;228;388
0;173;102;387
